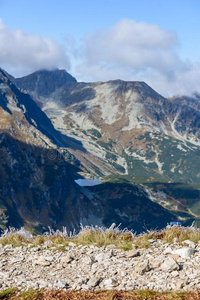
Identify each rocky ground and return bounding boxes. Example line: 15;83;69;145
0;238;199;292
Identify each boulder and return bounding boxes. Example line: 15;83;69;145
125;249;139;258
86;277;101;289
135;261;150;275
172;247;195;259
104;278;117;289
61;255;73;264
160;257;180;272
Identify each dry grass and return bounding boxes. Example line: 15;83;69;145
133;226;200;248
133;234;151;249
72;226;133;250
1;289;200;300
147;226;200;244
0;234;29;247
0;225;134;251
1;225;200;251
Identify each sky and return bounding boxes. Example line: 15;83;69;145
0;0;200;96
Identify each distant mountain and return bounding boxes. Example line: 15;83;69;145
15;70;200;181
15;68;77;97
13;69;200;226
0;68;176;233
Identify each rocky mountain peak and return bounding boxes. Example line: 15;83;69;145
12;68;200;181
1;67;200;233
0;68;16;84
0;68;10;83
15;68;77;97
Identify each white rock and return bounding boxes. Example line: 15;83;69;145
150;258;163;268
10;257;24;264
81;256;95;265
176;279;184;289
106;244;117;250
0;272;10;279
148;239;155;243
55;280;69;289
61;255;73;263
125;249;139;258
68;242;76;247
95;252;111;263
43;256;54;262
161;257;180;272
173;238;179;244
183;240;196;248
172;247;195;259
34;257;51;266
120;270;127;276
135;261;150;275
104;278;117;289
163;246;173;254
171;270;179;277
39;280;49;289
4;245;13;250
86;277;101;288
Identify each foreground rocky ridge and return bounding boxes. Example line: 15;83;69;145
0;238;200;292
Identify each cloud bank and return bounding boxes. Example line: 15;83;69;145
0;19;70;77
75;19;200;96
0;18;200;96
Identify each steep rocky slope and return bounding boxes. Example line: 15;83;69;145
15;71;200;182
0;68;175;232
14;69;200;225
0;68;83;231
14;68;77;97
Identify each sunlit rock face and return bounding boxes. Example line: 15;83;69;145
15;69;200;183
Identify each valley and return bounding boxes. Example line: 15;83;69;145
0;67;200;232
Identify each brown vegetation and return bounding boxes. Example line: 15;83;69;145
1;289;200;300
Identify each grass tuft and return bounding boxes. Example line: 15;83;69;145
20;288;43;299
1;224;200;251
72;224;133;250
147;226;200;244
0;288;17;299
133;234;150;249
0;233;29;247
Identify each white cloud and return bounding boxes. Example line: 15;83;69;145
74;19;200;96
0;19;70;77
84;19;178;71
1;17;200;96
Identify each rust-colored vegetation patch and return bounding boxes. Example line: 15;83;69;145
1;289;200;300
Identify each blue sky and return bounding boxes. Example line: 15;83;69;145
0;0;200;95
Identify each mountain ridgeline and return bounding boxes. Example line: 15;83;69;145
0;67;200;233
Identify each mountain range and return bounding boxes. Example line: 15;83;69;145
0;67;200;233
